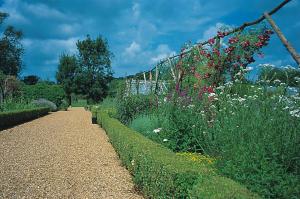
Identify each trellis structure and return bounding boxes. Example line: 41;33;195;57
126;0;299;95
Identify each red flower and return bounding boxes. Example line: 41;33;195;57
241;40;250;48
213;48;220;56
191;66;196;73
225;46;235;54
207;86;214;93
265;29;274;35
246;56;255;63
255;41;263;47
217;31;226;38
208;38;215;45
229;37;239;44
204;73;211;79
194;72;201;79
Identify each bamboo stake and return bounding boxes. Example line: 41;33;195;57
168;58;177;82
156;0;291;66
264;12;300;66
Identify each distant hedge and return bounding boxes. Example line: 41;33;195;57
0;107;50;130
96;108;259;199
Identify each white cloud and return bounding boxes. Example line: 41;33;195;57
199;22;230;42
25;3;66;19
150;44;176;63
132;3;140;18
58;23;80;35
124;41;141;57
23;37;81;55
0;0;30;24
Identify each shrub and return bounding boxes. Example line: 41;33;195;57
71;99;87;107
59;99;68;111
0;107;50;130
32;98;57;112
0;98;37;112
116;94;155;124
22;82;65;107
96;108;258;199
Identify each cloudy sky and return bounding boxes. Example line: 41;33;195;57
0;0;299;80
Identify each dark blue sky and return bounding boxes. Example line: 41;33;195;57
0;0;299;80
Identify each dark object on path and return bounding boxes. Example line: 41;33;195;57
92;116;97;124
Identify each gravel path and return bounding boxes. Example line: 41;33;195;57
0;108;143;199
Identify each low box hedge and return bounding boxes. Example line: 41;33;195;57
96;108;260;199
0;107;50;130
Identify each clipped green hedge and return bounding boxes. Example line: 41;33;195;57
0;107;50;130
96;109;259;199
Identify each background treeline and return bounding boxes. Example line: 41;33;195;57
1;10;114;113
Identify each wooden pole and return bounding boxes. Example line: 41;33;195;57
264;12;300;66
153;0;291;67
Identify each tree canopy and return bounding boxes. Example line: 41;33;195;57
0;12;24;76
56;35;113;104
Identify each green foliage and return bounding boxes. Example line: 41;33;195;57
22;82;65;107
0;98;37;112
96;109;257;199
100;97;117;109
56;54;77;105
129;114;163;142
0;107;49;130
107;78;126;98
258;65;300;87
140;83;300;198
22;75;39;85
116;94;155;124
56;35;113;103
0;15;24;76
71;99;87;107
59;99;68;111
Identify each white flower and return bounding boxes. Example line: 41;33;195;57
208;93;216;97
245;66;253;71
187;104;195;108
216;86;225;90
164;97;167;102
280;83;286;86
192;125;196;128
131;159;135;166
153;128;162;133
283;106;289;110
163;139;168;142
290;109;300;118
238;97;246;103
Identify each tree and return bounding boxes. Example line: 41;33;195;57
0;70;21;103
75;35;113;102
23;75;39;85
56;54;77;105
0;12;24;76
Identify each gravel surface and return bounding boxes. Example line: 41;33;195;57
0;108;143;199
